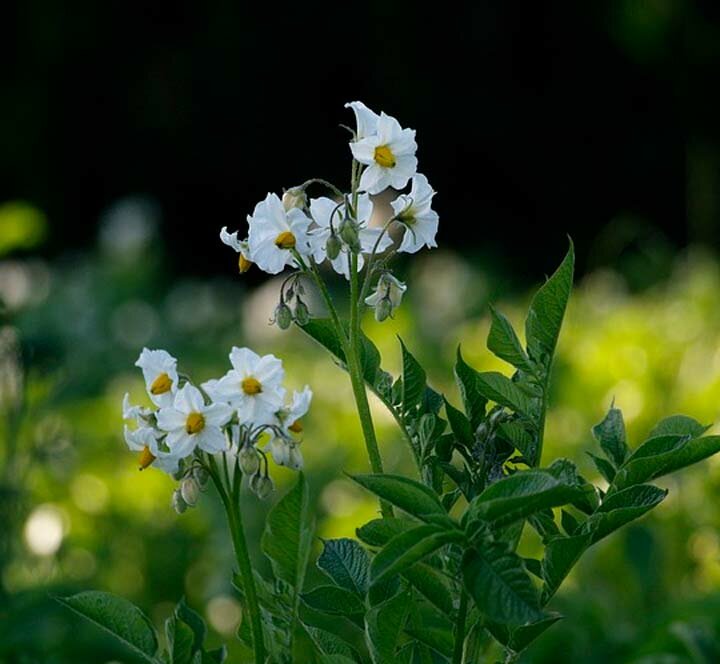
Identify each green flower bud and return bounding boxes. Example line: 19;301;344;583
294;298;310;326
282;188;307;211
251;474;274;499
275;302;292;330
180;477;199;506
339;219;361;253
193;466;209;487
238;444;260;475
172;489;187;514
326;233;342;260
375;296;393;322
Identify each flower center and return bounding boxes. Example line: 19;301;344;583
288;419;303;434
242;377;263;395
374;145;396;168
274;231;296;249
238;254;252;273
185;412;205;435
150;372;173;395
138;445;156;470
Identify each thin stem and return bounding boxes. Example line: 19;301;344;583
207;456;265;664
357;217;396;306
297;177;345;199
452;590;469;664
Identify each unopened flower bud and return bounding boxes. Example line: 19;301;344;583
181;478;199;506
239;444;260;475
251;473;274;499
282;188;307;211
172;489;188;514
287;446;304;471
275;302;292;330
325;233;342;260
193;466;209;487
339;219;361;253
375;296;393;322
294;298;310;326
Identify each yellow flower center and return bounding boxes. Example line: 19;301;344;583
238;254;252;273
288;419;303;434
185;412;205;435
138;445;156;470
242;377;263;395
374;145;396;168
275;231;296;249
150;372;173;395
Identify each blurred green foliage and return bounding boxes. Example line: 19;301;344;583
2;208;720;663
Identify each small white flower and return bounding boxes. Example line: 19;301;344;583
220;227;253;273
123;425;179;475
391;174;439;253
247;193;314;275
345;101;380;140
309;195;392;278
207;347;286;426
135;348;179;408
364;273;407;319
156;383;232;457
349;111;417;195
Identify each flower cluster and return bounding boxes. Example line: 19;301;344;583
220;101;439;322
122;347;311;511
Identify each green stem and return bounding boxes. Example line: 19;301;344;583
452;590;468;664
208;457;265;664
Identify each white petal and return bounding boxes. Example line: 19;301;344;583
359;165;389;195
350;137;379;165
156;407;187;432
345;101;380;139
165;430;196;457
203;402;232;427
229;347;260;374
196;426;228;453
220;227;243;252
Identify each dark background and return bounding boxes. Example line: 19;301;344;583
2;0;720;283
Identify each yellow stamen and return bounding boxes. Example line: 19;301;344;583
138;445;156;470
374;145;396;168
150;372;173;395
238;254;252;273
275;231;296;250
185;412;205;435
242;377;263;395
288;419;303;434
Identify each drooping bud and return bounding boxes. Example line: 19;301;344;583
181;477;200;506
339;219;361;253
374;296;393;323
325;233;342;260
251;473;274;499
287;446;304;471
172;489;188;514
282;188;307;211
294;298;310;326
275;302;292;330
238;444;260;475
193;465;209;487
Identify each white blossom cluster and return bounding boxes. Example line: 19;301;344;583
122;347;310;507
220;101;439;321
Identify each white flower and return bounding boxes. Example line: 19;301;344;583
220;227;252;273
265;386;311;471
309;195;392;278
247;193;314;275
156;383;232;457
135;348;179;408
349;111;417;195
207;347;286;426
123;425;179;475
364;273;407;319
391;174;439;253
345;101;380;140
122;393;153;424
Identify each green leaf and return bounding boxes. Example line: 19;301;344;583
541;532;593;602
592;406;628;467
560;510;580;536
365;592;410;663
486;612;563;653
356;518;415;548
649;414;711;439
402;563;456;617
301;585;366;616
587;452;616;483
399;338;427;413
454;347;488;429
370;524;464;586
462;542;542;625
588;483;667;543
166;614;195;664
305;626;360;661
487;305;535;374
444;397;474;448
351;474;451;524
317;538;370;597
465;470;584;529
473;371;535;418
55;591;160;663
612;435;720;491
498;421;535;458
174;598;206;655
404;626;454;658
202;647;227;663
319;657;358;664
525;241;574;365
262;473;313;588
